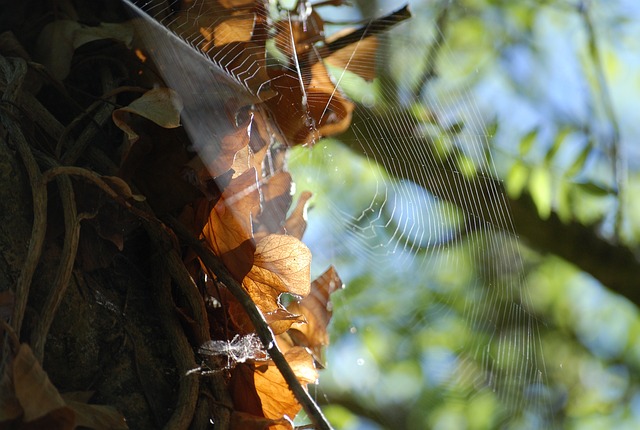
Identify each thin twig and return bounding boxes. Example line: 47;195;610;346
164;216;334;430
578;0;625;238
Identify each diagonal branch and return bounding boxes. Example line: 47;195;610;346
339;107;640;305
164;216;334;430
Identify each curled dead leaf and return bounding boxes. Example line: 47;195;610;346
287;266;343;363
112;88;183;143
284;191;312;240
201;168;260;281
35;21;133;80
254;347;317;423
12;344;66;422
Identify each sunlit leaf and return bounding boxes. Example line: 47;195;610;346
230;411;293;430
506;161;529;199
519;128;538;158
287;266;343;362
255;347;317;422
529;166;552;220
284;191;312;239
202;168;260;281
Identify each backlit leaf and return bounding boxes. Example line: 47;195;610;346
287;266;343;363
253;347;317;424
201;168;260;281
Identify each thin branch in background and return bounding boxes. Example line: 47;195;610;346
414;3;449;98
578;0;626;239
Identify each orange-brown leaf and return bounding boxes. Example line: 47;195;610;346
287;266;343;362
253;347;317;422
254;172;293;239
244;235;311;300
324;34;379;81
212;16;256;45
283;191;312;240
239;235;311;333
230;411;293;430
201;168;260;281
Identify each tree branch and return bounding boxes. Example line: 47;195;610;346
164;216;334;430
339;107;640;305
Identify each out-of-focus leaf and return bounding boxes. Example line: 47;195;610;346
35;21;133;80
287;266;343;363
210;16;256;45
274;10;324;58
202;168;260;281
519;128;538;158
545;127;571;164
529;166;552;220
576;181;614;197
112;88;183;143
566;141;593;178
556;179;573;224
13;344;66;422
324;34;378;81
506;161;529;199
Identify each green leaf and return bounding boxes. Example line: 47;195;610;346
506;161;529;199
518;128;538;157
529;166;552;219
555;179;573;224
576;182;614;197
545;127;572;164
565;140;592;178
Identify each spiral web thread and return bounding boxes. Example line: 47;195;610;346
124;0;557;427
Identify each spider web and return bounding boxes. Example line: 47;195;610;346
123;0;558;427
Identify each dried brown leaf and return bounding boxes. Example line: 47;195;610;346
324;34;378;81
254;172;293;239
253;347;317;422
201;168;260;281
112;88;182;143
287;266;343;362
230;411;293;430
213;16;256;45
12;344;66;422
283;191;312;240
66;400;128;430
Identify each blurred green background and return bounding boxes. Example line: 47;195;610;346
287;0;640;429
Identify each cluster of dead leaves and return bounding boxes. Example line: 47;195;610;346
0;294;127;429
109;0;388;427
